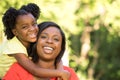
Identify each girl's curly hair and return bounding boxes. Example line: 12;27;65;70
20;3;40;20
2;7;28;39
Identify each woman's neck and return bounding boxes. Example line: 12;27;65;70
36;60;55;69
34;61;55;80
33;59;56;80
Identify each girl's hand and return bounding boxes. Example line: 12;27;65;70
57;61;70;80
60;70;70;80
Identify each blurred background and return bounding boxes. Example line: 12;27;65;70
0;0;120;80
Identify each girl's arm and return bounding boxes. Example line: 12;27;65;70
56;61;64;80
12;53;70;80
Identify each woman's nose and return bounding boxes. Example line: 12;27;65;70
47;38;53;43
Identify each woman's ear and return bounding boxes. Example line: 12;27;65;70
12;29;18;36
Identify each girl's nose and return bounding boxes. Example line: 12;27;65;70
29;26;36;31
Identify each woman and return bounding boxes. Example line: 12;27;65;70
3;21;78;80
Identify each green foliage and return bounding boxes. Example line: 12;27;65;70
70;0;120;80
95;33;120;80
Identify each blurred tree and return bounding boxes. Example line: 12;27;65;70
72;0;120;80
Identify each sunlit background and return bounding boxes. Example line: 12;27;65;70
1;0;120;80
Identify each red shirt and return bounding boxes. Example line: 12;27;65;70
3;62;79;80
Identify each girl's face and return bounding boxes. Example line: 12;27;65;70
37;26;62;61
12;13;38;47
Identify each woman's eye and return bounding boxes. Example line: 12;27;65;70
40;35;47;39
54;38;59;41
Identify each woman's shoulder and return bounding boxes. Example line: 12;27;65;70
8;62;27;73
63;66;75;72
63;66;79;80
3;62;33;80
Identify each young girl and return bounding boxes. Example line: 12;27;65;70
0;3;70;80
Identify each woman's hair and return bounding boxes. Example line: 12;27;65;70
2;7;29;39
20;3;40;20
30;21;66;66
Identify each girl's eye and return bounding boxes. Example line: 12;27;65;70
22;26;28;29
33;22;37;26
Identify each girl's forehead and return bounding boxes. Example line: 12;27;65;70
17;13;33;19
16;13;35;24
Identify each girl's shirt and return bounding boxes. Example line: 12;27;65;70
0;37;27;78
3;62;79;80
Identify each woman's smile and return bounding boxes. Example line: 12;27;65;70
43;46;54;54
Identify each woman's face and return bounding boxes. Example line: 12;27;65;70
37;26;62;61
12;13;38;47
